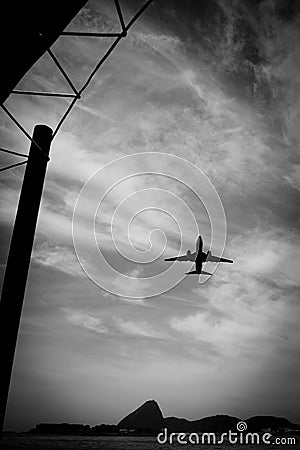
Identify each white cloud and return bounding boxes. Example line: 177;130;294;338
63;308;108;334
32;240;84;277
63;306;166;339
115;318;165;339
283;164;300;191
171;284;283;357
228;227;300;287
111;266;149;299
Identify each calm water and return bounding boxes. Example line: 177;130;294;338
1;435;299;450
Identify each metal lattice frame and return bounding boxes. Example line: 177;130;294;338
0;0;154;171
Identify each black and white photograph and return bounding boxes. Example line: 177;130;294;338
0;1;300;449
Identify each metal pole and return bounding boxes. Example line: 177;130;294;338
0;124;53;438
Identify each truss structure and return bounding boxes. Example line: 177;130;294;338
0;0;153;172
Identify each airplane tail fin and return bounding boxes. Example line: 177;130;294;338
201;270;212;276
186;270;212;276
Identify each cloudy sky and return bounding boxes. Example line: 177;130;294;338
1;0;300;431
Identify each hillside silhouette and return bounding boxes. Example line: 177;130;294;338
29;399;300;435
118;399;164;431
117;399;300;433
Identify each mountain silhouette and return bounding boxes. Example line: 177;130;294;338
246;416;300;432
28;399;300;435
117;400;164;431
164;414;241;432
117;400;300;433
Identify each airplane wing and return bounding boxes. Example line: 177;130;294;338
206;254;233;263
164;252;196;262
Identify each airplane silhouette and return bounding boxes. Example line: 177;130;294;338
164;235;233;277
